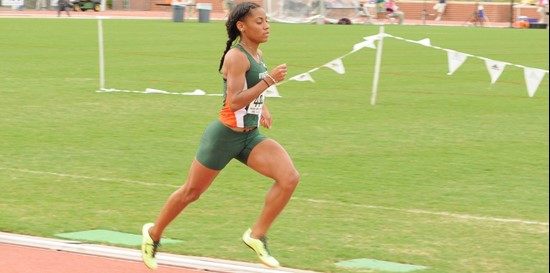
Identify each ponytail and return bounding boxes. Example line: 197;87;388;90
218;28;239;72
218;2;261;72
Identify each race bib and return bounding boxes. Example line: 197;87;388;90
247;93;264;115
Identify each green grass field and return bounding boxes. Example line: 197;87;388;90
0;18;548;273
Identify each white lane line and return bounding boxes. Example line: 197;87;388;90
0;167;179;188
0;232;316;273
1;166;548;227
295;198;549;226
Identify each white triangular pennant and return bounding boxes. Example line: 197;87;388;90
363;34;380;41
353;40;376;52
483;59;508;84
289;73;315;83
323;58;346;74
446;50;468;75
363;39;376;49
145;88;170;94
182;89;206;96
523;67;547;97
416;38;431;46
265;85;282;98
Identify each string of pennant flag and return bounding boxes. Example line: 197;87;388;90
279;33;549;98
97;33;548;98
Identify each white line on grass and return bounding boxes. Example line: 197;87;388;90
0;167;179;189
296;198;549;226
1;166;548;227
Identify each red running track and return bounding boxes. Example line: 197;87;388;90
0;243;215;273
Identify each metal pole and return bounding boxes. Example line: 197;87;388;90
317;0;325;25
265;0;271;15
371;26;384;106
510;0;514;28
422;0;426;24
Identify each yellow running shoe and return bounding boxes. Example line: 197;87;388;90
242;228;280;268
141;223;159;270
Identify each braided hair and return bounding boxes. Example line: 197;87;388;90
218;2;261;72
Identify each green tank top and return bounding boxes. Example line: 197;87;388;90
221;44;269;128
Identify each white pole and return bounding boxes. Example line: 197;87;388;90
266;0;271;15
100;0;106;11
98;18;105;90
317;0;325;25
371;26;384;106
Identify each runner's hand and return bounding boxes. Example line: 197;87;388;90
268;64;287;85
261;107;272;129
